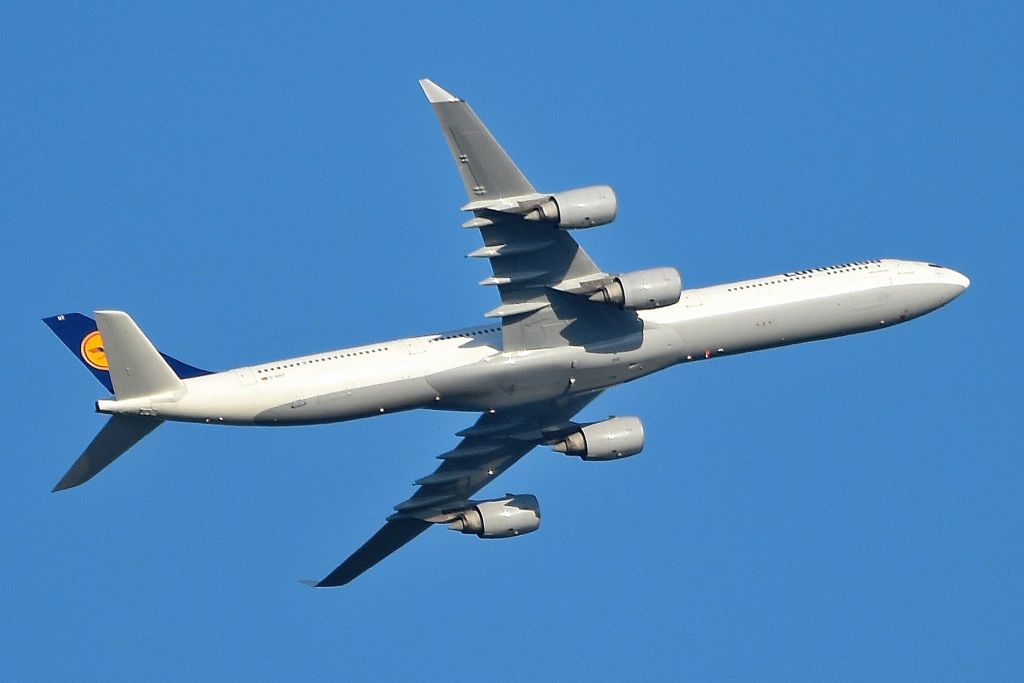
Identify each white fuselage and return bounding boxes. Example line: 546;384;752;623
96;259;969;426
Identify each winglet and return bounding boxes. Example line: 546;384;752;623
419;78;459;103
299;579;321;588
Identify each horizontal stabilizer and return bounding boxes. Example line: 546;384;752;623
96;311;185;400
53;415;162;491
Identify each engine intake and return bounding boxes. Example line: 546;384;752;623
448;494;541;538
553;416;644;461
588;267;682;310
523;185;617;229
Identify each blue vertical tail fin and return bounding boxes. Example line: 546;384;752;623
43;313;212;394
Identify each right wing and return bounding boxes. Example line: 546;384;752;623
310;391;602;587
420;79;640;352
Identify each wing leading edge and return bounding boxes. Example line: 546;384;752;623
309;391;602;587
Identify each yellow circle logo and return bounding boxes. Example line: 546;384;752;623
81;331;108;370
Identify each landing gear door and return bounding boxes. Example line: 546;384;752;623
235;367;257;386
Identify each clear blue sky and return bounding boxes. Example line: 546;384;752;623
3;3;1021;680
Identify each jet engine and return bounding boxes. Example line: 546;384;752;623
523;185;617;229
552;416;644;461
447;494;541;538
587;267;682;310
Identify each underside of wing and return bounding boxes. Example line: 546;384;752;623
420;79;643;352
309;391;602;587
309;518;431;588
419;78;537;203
472;213;645;351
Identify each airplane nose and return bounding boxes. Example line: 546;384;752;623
935;268;970;306
947;268;971;291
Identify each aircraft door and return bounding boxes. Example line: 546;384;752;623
234;367;257;386
683;291;703;307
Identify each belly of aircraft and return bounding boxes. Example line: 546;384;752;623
252;376;439;425
425;325;685;411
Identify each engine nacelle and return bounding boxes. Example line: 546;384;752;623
523;185;617;229
552;416;645;461
447;494;541;538
588;267;682;310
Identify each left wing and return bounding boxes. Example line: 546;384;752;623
420;79;641;352
310;391;602;587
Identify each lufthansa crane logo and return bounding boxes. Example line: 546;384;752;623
80;331;108;370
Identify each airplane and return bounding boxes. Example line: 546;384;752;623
44;79;970;587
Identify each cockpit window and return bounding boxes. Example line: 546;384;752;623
928;263;945;268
